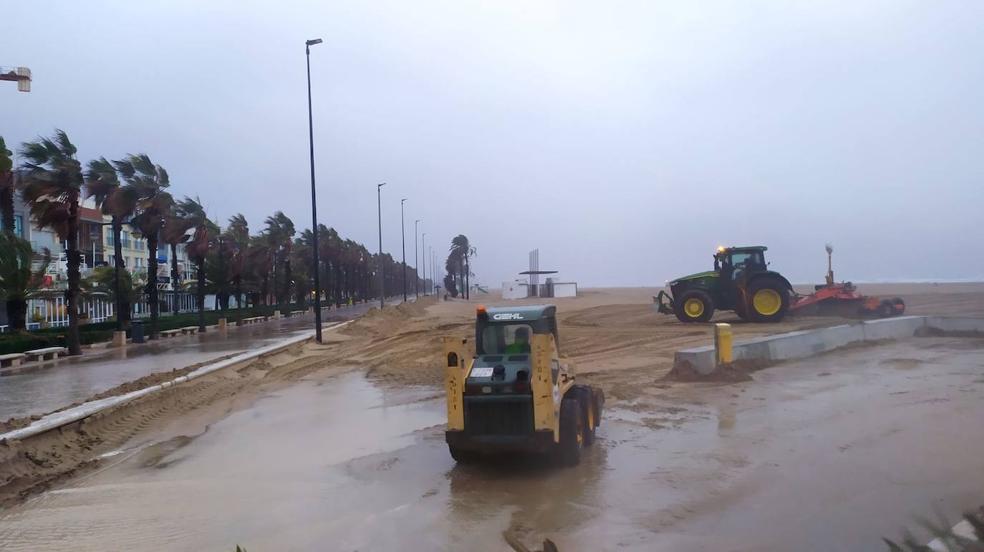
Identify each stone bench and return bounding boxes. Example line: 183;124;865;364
179;326;199;335
160;329;182;338
290;310;307;317
24;347;68;362
0;353;26;368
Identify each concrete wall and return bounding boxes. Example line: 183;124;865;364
674;315;984;376
502;281;528;300
925;316;984;334
552;282;577;298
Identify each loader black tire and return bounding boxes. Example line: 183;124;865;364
877;300;895;318
556;397;584;467
448;445;478;464
746;277;790;323
569;386;599;446
592;387;605;429
674;289;715;323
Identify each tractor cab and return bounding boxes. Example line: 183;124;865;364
714;246;768;277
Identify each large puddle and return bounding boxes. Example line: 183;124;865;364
2;338;984;551
0;302;378;420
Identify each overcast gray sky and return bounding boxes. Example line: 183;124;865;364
4;1;983;286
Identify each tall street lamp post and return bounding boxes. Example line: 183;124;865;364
401;198;407;303
377;182;386;309
305;37;323;343
414;220;420;299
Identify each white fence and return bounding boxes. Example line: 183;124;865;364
162;293;197;314
19;293;203;330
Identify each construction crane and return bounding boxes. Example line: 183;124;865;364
0;67;31;92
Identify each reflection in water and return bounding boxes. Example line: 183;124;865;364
445;439;609;548
717;403;736;434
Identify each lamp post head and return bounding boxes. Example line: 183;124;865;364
378;182;386;188
306;38;323;46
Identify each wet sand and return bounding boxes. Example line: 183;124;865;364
1;337;982;550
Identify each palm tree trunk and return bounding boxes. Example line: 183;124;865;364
465;254;470;300
112;218;127;329
65;202;82;355
0;175;14;235
197;261;205;332
6;299;26;331
147;235;160;340
261;273;269;306
283;258;292;310
170;243;179;313
234;276;243;324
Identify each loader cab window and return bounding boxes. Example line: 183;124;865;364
478;323;534;355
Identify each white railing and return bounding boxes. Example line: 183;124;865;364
162;293;197;314
8;292;235;331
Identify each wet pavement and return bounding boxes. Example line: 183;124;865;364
0;302;378;421
1;337;983;551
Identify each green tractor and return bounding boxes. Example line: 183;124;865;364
654;246;793;323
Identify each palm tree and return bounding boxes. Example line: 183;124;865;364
117;154;172;340
246;236;273;306
86;157;139;330
450;235;476;299
0;234;50;331
444;253;460;298
263;211;295;311
174;196;210;331
162;208;192;314
0;137;15;236
19;130;85;354
226;214;250;318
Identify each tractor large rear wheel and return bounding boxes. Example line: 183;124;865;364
746;278;790;323
674;289;715;323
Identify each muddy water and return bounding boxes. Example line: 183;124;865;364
0;301;377;420
2;338;984;551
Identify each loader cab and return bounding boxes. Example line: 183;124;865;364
476;305;559;357
445;304;604;465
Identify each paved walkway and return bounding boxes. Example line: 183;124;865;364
0;301;386;420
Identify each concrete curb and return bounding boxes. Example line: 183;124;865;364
0;321;351;443
674;316;984;376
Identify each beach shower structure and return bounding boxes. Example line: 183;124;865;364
503;249;578;299
1;67;31;92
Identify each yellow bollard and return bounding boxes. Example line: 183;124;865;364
715;323;733;366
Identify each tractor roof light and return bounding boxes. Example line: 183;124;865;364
716;245;727;253
476;305;487;319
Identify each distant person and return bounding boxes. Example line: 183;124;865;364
505;327;531;354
